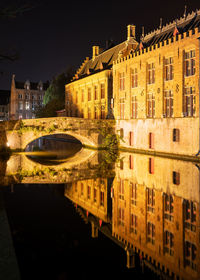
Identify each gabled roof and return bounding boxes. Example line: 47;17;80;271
73;40;138;81
137;9;200;50
0;90;10;105
15;80;49;90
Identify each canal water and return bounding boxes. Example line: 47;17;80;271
0;136;199;280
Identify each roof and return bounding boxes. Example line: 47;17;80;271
15;80;49;90
73;40;138;81
138;9;200;50
0;90;10;105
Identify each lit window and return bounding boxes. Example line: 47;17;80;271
165;57;174;81
147;93;155;118
183;87;196;117
119;179;124;200
88;88;91;101
19;101;23;110
184;200;196;232
119;72;125;90
25;101;30;110
185;50;195;77
164;90;173;117
119;98;125;119
163;193;174;221
131;68;138;88
173;128;180;142
131;96;137;119
147;63;155;84
100;83;105;99
94;85;98;100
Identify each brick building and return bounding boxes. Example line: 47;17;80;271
10;74;48;120
65;9;200;157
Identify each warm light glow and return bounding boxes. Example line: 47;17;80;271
6;142;10;147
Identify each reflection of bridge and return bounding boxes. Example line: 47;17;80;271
3;150;115;185
0;117;115;150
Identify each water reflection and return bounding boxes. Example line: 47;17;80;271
1;151;200;279
64;153;200;280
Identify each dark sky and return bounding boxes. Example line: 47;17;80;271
0;0;200;90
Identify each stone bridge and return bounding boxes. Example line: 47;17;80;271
0;117;116;151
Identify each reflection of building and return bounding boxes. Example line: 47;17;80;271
112;152;200;279
10;74;48;120
64;152;200;279
65;26;138;119
0;90;10;121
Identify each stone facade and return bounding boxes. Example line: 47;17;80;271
10;75;48;120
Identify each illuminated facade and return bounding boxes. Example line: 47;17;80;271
114;10;200;156
66;10;200;157
112;152;200;279
10;74;48;120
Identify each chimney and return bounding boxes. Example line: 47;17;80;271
127;24;136;40
92;46;99;60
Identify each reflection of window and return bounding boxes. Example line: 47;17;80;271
164;194;174;221
119;179;124;200
94;107;98;119
164;231;174;256
100;83;105;99
129;131;134;146
130;182;137;206
81;90;84;102
100;191;104;206
87;185;91;199
185;241;197;270
88;88;91;101
88;107;91;119
81;183;84;196
185;50;195;77
147;188;155;212
118;207;124;226
129;155;134;169
149;133;154;149
149;157;154;174
94;188;97;202
94;85;98;100
172;171;180;185
184;200;196;232
130;213;137;234
173;128;180;142
100;105;105;119
147;222;155;244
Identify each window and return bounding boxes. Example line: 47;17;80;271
183;87;196;117
25;94;29;100
131;68;138;88
131;96;137;118
164;194;174;221
147;63;155;84
81;183;84;196
18;94;23;99
165;57;174;81
164;231;174;256
88;107;91;119
184;50;195;77
100;191;104;206
94;85;98;100
130;214;137;234
119;179;124;200
147;93;155;118
119;72;125;90
184;200;196;232
25;101;30;110
18;101;23;110
94;107;98;119
100;105;105;119
120;128;124;138
87;185;91;199
149;133;154;149
94;188;97;202
149;158;154;174
164;90;173;117
100;83;105;99
172;171;180;185
173;128;180;142
88;88;91;101
119;98;125;119
32;95;35;100
129;131;134;146
130;182;137;205
147;188;155;212
118;207;125;226
185;241;197;270
75;91;78;104
129;155;134;169
147;222;155;244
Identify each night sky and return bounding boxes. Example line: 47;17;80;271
0;0;200;90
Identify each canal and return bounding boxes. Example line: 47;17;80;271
0;135;199;280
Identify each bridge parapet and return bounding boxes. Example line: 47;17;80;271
2;117;116;150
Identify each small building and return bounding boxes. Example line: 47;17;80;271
10;75;49;120
65;25;138;119
0;90;10;121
